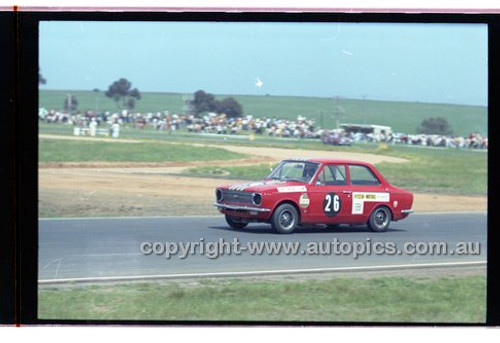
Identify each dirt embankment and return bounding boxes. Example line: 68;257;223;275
38;135;486;217
39;168;486;218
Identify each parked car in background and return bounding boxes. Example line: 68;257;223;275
321;132;352;146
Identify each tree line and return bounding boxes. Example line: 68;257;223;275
45;76;244;119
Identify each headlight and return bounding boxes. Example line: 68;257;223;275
216;189;223;202
252;193;262;206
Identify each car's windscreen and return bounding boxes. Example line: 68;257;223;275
267;161;319;183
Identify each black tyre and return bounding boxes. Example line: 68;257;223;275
225;215;248;229
368;206;391;232
271;203;299;234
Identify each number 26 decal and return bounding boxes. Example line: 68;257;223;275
323;193;341;216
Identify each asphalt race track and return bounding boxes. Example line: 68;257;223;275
39;212;487;283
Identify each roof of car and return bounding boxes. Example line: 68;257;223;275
286;157;373;165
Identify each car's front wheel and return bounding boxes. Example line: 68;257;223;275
368;206;391;232
271;203;299;234
225;215;248;229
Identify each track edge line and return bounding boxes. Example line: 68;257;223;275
38;260;487;284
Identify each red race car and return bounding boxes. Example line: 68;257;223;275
214;158;413;233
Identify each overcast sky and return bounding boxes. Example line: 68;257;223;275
39;21;487;106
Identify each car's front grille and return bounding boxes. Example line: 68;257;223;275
220;189;254;205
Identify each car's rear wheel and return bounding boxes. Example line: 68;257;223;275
368;206;391;232
225;215;248;229
271;203;299;234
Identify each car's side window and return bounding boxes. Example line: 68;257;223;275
316;165;347;186
315;168;325;185
349;165;381;186
327;165;347;185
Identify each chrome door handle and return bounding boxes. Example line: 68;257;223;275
342;190;352;194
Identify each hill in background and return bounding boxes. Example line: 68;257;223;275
39;89;487;137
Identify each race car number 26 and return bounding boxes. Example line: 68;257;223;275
323;192;341;217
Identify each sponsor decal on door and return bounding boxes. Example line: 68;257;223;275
352;192;389;214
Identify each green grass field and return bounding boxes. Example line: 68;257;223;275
39;139;246;163
39;123;487;195
38;275;486;322
39;89;488;136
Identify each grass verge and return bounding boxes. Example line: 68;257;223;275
38;275;486;322
39;138;246;163
38;125;487;194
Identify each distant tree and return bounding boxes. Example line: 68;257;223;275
63;94;78;112
417;117;453;135
190;90;244;118
191;90;217;115
216;97;243;118
105;78;141;110
39;68;46;85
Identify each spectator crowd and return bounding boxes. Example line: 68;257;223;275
323;129;488;150
38;107;488;150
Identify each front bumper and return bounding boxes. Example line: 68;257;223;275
401;209;414;214
214;203;271;212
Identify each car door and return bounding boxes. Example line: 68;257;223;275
348;164;390;220
306;164;353;224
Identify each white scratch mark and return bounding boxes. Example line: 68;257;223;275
55;258;62;279
254;77;263;88
42;258;62;279
321;22;342;42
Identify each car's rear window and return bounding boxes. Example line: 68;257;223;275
349;165;381;185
